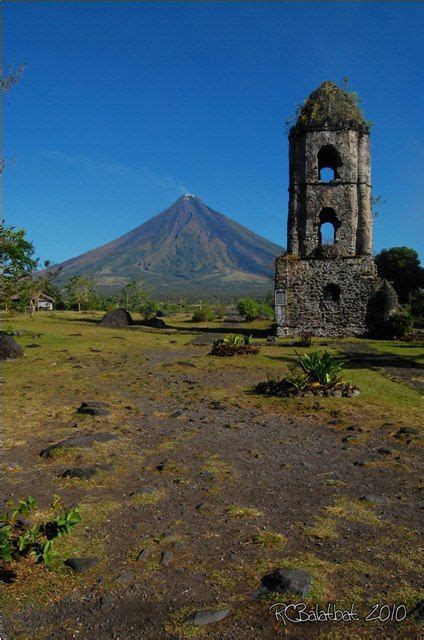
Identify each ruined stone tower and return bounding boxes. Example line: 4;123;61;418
275;81;397;337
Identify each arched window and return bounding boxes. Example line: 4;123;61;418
318;207;338;245
323;283;341;303
318;145;342;182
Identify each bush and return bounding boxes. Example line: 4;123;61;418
214;303;227;319
295;350;344;386
140;298;160;320
237;298;260;322
0;495;81;566
191;304;216;322
210;334;259;356
255;350;359;397
386;310;414;338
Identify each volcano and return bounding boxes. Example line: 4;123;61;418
57;195;283;297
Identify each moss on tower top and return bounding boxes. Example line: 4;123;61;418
292;81;369;134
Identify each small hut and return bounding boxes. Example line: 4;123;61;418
30;293;55;312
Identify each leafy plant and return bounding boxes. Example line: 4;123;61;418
0;495;82;566
191;304;216;322
140;297;160;320
295;350;344;386
210;333;258;356
386;310;414;339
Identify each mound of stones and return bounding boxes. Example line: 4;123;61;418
0;332;24;360
140;317;167;328
99;308;134;328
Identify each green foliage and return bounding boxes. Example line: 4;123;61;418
237;297;273;321
210;334;258;356
140;297;160;320
237;297;260;321
213;303;227;319
65;275;97;312
0;222;37;310
410;290;424;323
295;350;345;386
191;303;216;322
0;495;82;566
375;247;424;303
119;278;145;311
386;310;414;339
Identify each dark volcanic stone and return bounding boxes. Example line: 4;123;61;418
65;557;99;573
60;466;98;480
76;401;110;416
40;432;118;458
26;343;41;348
0;333;24;360
99;308;134;328
261;568;312;597
140;317;167;328
185;609;230;625
161;550;173;565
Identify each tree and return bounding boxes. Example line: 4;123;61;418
0;221;37;310
140;297;160;320
237;298;260;322
65;275;96;312
375;247;424;303
118;278;145;311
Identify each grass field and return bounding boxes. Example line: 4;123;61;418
1;310;423;639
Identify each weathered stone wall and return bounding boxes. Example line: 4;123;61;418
287;129;372;258
275;254;396;337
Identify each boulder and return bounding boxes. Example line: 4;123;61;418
65;556;99;573
0;332;24;360
40;432;118;458
261;568;312;597
99;308;134;328
140;317;167;328
185;609;230;625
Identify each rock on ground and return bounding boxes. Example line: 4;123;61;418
185;609;230;625
99;308;134;328
0;332;24;359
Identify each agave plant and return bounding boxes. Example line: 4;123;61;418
294;350;345;386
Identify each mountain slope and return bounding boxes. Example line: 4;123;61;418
57;195;283;297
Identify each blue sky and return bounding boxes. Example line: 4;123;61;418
3;2;423;264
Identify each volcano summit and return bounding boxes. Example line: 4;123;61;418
57;195;283;297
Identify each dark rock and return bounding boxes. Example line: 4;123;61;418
100;595;114;608
99;309;134;328
341;435;358;443
26;343;41;348
185;609;230;625
76;401;110;416
40;432;118;458
393;427;418;441
156;461;167;472
411;600;424;623
136;548;150;561
0;333;24;360
60;466;97;480
65;557;100;573
170;409;183;418
116;570;135;584
359;495;384;505
140;317;167;328
161;550;173;566
261;568;312;597
377;447;392;455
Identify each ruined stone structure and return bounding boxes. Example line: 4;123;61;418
275;81;397;337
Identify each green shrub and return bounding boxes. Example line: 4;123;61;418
191;304;216;322
210;334;258;356
140;297;160;320
386;310;414;338
0;495;82;566
295;350;344;386
214;304;227;319
237;298;260;322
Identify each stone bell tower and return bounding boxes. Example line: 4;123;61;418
275;81;397;337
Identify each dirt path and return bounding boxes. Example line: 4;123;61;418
2;333;423;639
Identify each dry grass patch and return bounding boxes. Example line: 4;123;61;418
227;504;262;518
251;529;287;548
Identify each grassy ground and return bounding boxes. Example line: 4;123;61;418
1;311;423;639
